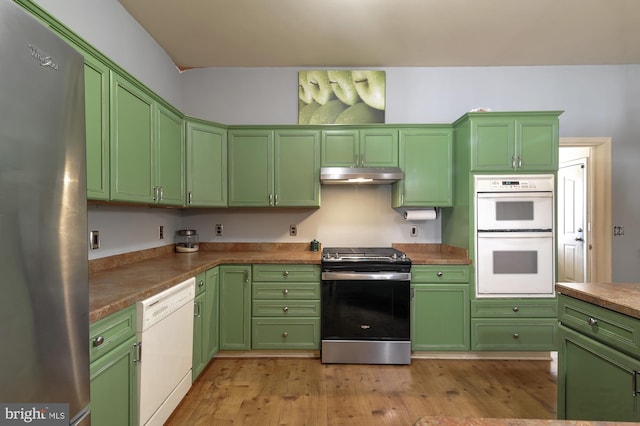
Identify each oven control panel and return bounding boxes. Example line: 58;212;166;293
475;174;555;193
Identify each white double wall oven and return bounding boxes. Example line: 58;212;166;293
474;174;555;298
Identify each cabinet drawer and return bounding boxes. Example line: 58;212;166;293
472;298;557;318
412;266;469;283
89;305;136;363
471;318;557;351
558;294;640;358
252;300;320;317
252;282;320;300
251;318;320;349
252;264;320;282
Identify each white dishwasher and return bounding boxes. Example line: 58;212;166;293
136;277;195;426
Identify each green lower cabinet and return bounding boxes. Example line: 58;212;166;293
251;264;321;350
205;267;220;360
219;265;251;350
251;318;320;350
89;305;137;426
411;266;470;351
558;324;640;421
471;318;557;351
470;298;557;351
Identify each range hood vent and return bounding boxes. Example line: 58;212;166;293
320;167;403;184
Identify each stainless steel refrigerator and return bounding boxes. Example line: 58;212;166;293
0;1;90;424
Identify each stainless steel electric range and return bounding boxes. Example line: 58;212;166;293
320;247;412;365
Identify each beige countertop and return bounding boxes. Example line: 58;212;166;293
555;282;640;320
89;243;470;323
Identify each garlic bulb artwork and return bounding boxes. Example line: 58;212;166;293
298;70;385;124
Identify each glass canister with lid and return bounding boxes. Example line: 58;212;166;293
175;229;199;253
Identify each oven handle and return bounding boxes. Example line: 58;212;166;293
477;231;553;238
322;271;411;281
477;191;552;199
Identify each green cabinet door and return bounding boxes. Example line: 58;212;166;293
321;128;398;167
321;129;359;167
90;335;137;426
205;267;220;360
228;130;272;206
411;266;470;351
84;56;110;201
274;130;320;207
192;289;205;380
470;113;560;172
219;265;251;350
185;119;227;207
359;128;398;167
558;325;640;421
110;73;155;203
155;105;184;206
393;127;453;207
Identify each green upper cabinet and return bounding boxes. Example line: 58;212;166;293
185;119;227;207
110;72;184;205
321;128;398;167
84;56;110;201
110;73;155;203
155;105;185;206
228;128;320;207
274;130;320;207
392;127;453;207
466;112;561;172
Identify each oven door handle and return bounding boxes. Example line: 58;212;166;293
321;272;411;281
476;191;552;199
477;231;553;238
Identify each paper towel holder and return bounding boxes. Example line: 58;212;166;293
403;208;438;221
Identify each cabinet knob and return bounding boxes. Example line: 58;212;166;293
513;306;519;312
283;271;289;277
513;333;520;339
282;289;289;295
587;317;598;326
283;306;289;312
437;271;443;277
282;332;288;338
198;280;205;287
93;336;105;347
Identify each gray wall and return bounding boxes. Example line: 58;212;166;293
32;0;640;281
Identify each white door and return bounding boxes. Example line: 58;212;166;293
557;161;586;282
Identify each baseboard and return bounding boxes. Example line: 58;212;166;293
213;350;555;361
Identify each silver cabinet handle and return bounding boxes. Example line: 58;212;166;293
93;336;105;347
437;271;443;277
188;191;193;205
283;270;289;277
587;317;598;326
244;270;249;283
198;279;205;288
513;333;520;339
513;306;520;312
194;301;201;317
152;186;158;201
274;193;279;206
511;155;517;169
283;306;289;312
282;332;288;338
134;342;142;363
282;289;289;295
159;186;164;201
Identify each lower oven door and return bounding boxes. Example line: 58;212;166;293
320;271;411;364
476;231;554;298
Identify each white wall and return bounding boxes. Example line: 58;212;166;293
33;0;183;108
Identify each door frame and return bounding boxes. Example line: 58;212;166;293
559;137;612;282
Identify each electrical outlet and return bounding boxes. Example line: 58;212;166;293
215;224;223;236
159;225;164;239
410;226;418;237
614;225;625;236
289;224;297;237
89;230;100;249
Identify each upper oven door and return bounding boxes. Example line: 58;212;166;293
477;192;553;231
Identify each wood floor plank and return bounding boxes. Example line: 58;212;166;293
166;356;557;425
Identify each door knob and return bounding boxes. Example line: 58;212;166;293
575;237;584;242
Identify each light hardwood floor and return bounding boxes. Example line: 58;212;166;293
167;355;557;425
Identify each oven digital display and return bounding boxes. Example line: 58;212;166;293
502;180;520;186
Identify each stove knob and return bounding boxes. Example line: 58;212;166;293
401;254;407;260
391;253;397;260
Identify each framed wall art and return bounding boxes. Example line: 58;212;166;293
298;70;385;124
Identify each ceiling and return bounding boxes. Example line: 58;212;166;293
118;0;640;70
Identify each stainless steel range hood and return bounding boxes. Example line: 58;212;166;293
320;167;403;184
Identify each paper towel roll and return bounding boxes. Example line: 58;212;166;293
404;209;437;221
